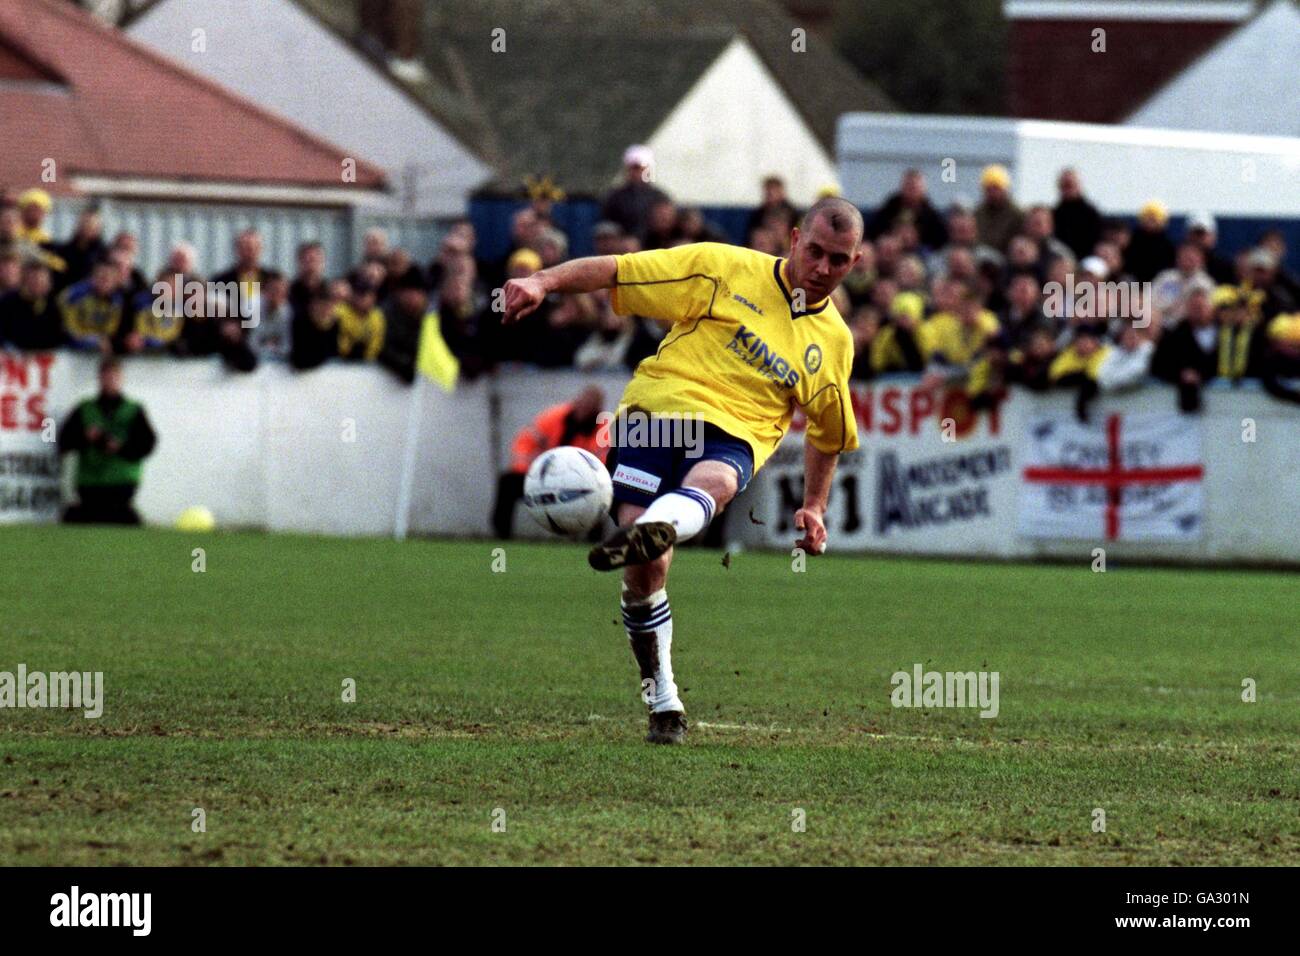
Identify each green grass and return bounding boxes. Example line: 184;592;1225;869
1;525;1297;865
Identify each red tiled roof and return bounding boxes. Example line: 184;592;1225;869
0;0;385;195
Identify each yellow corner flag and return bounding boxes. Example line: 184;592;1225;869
416;311;459;392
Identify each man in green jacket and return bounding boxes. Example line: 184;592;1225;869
58;357;157;524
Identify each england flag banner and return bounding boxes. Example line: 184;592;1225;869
1018;412;1204;541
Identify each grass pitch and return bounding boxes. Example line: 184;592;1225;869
1;525;1297;866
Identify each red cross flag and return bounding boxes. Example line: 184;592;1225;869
1018;412;1204;541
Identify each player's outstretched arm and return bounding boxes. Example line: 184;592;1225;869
501;255;619;323
794;443;838;555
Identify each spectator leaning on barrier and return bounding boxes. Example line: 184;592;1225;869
1052;168;1102;260
289;241;327;323
334;270;385;362
290;288;339;371
58;258;125;353
1152;242;1212;328
1261;309;1300;404
248;271;292;362
1049;322;1110;421
57;356;157;525
1096;318;1156;394
379;267;435;383
1153;281;1220;412
0;259;59;350
1210;286;1267;387
492;385;608;540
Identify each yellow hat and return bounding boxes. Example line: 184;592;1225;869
18;188;52;211
815;182;841;199
1268;313;1300;346
1138;200;1169;227
1211;285;1241;309
980;165;1011;191
507;248;543;273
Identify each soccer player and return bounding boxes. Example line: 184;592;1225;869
502;197;863;744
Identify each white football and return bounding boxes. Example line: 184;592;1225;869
522;446;613;537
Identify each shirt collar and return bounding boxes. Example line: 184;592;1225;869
773;259;829;318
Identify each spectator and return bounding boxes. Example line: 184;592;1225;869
56;207;106;287
379;268;436;383
491;386;607;539
290;288;339;371
1022;206;1075;271
0;260;60;350
439;256;500;378
1211;287;1268;387
1007;327;1058;391
928;205;1002;278
1052;168;1102;260
334;271;385;362
57;357;157;525
212;229;269;327
58;258;125;352
1049;326;1110;420
1241;247;1297;320
847;304;883;380
676;207;727;245
974;165;1024;253
1123;201;1176;282
163;241;199;279
868;169;946;249
1258;229;1300;303
1097;320;1156;393
1000;271;1051;347
535;226;569;268
574;289;656;372
600;144;670;241
917;279;1003;396
107;232;148;304
592;221;625;257
289;241;328;321
248;272;292;361
1185;212;1235;285
1152;242;1212;327
1152;283;1219;412
1092;240;1128;284
746;175;799;239
1260;308;1300;404
128;270;184;353
362;228;389;265
16;189;53;244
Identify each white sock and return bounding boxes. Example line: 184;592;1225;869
621;585;683;714
634;488;715;543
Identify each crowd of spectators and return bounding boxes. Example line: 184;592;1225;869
3;151;1300;414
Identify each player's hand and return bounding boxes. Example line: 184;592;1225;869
501;276;547;324
794;507;827;556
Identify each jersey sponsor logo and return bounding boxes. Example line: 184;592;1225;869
732;293;764;315
804;343;823;374
724;324;800;388
612;463;662;494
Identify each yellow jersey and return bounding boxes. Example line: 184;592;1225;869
334;302;385;361
611;242;858;470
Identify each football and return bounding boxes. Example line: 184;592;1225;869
522;446;613;536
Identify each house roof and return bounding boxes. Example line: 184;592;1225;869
0;0;386;196
294;0;897;196
1125;0;1300;136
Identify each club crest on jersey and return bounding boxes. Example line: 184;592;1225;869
804;343;823;374
725;324;800;388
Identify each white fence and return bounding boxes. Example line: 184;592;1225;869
3;354;1298;565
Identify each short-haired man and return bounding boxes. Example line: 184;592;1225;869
503;197;864;744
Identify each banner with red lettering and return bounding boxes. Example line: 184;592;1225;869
0;352;62;524
1017;412;1204;541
